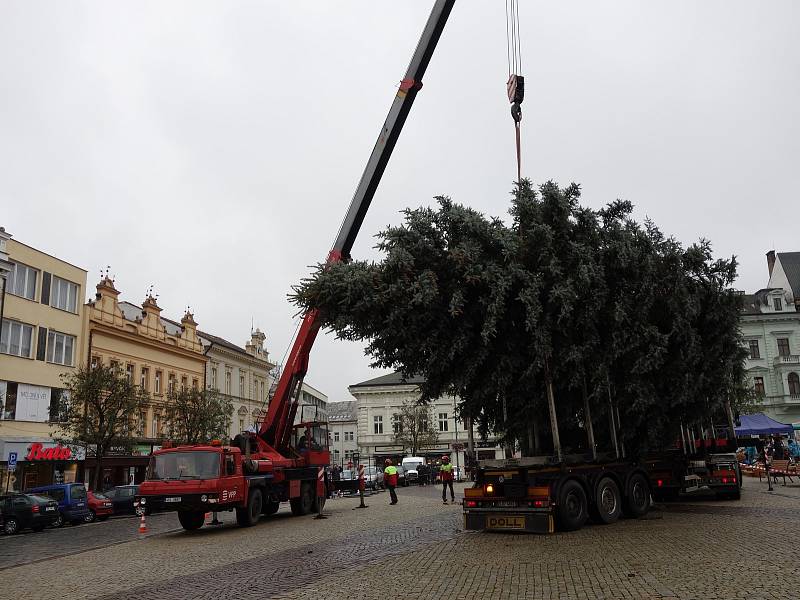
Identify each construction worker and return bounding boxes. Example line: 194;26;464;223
384;458;398;505
440;454;455;504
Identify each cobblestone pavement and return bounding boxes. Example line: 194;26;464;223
2;479;799;600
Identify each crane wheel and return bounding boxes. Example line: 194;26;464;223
591;477;622;524
236;488;263;527
555;480;588;531
178;510;205;531
262;499;280;516
622;473;650;518
290;482;314;516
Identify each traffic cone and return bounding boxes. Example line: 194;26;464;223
138;512;148;534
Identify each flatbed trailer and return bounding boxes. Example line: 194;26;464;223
463;444;742;534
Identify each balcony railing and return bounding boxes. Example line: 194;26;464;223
773;354;800;365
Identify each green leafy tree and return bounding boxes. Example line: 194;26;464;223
164;388;233;445
392;399;439;455
292;181;746;457
56;365;149;490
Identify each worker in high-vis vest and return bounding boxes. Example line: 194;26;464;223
440;454;455;504
384;458;399;505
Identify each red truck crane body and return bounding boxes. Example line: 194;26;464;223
137;0;456;530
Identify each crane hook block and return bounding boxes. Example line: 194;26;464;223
511;102;522;123
507;74;525;105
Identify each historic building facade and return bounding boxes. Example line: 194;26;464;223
0;230;88;491
200;328;274;439
81;276;206;487
349;372;502;470
327;400;358;466
741;251;800;426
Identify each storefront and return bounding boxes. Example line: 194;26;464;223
79;444;160;490
0;438;83;492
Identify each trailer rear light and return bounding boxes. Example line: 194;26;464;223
465;500;477;508
32;505;39;513
657;479;663;487
732;476;736;484
527;499;548;508
721;477;728;484
485;484;494;495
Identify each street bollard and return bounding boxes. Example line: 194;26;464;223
314;467;327;519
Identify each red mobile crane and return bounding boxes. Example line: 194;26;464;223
136;0;456;531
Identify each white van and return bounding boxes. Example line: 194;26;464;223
401;456;426;483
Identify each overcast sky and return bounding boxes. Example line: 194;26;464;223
2;1;799;403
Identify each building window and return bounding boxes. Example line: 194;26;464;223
789;373;800;396
210;367;218;390
138;411;146;436
126;364;134;383
438;412;449;432
393;414;402;434
334;431;340;442
192;378;198;389
260;381;265;400
50;276;79;313
155;371;162;394
754;377;765;396
239;418;245;432
748;340;760;360
778;338;791;357
152;413;160;438
181;376;187;390
420;416;429;433
345;431;354;442
774;297;783;311
46;330;75;366
7;262;38;300
91;356;100;369
168;374;176;394
109;359;119;373
225;371;232;395
373;415;383;434
140;367;149;390
240;374;245;397
0;320;34;358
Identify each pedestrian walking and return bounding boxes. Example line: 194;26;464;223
384;458;399;505
440;454;455;504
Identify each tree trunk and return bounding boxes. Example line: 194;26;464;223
725;400;737;446
614;402;625;459
582;378;596;461
607;377;619;459
533;420;541;455
544;358;562;462
93;444;103;492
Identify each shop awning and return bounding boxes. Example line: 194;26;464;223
735;413;794;436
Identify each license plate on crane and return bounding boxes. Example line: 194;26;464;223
165;497;182;503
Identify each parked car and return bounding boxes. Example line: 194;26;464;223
85;491;114;523
0;493;60;534
395;465;408;487
364;466;383;490
27;483;90;526
106;484;164;516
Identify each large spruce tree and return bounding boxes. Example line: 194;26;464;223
292;181;748;457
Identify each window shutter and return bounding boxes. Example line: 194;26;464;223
40;272;51;305
36;327;48;361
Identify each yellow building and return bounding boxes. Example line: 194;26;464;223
83;276;206;488
0;228;88;491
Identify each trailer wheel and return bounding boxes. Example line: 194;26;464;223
178;510;205;531
262;499;280;516
290;482;314;516
236;488;263;527
622;473;649;518
592;477;622;524
556;480;588;531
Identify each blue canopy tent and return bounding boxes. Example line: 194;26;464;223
735;413;794;436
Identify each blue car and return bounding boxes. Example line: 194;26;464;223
27;483;90;527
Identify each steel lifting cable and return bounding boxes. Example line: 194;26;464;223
506;0;524;185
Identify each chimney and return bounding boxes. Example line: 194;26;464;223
767;250;776;277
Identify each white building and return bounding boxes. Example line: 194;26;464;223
740;251;800;426
326;400;358;467
348;371;502;470
295;382;328;424
200;328;274;439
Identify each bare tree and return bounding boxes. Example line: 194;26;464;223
392;399;439;455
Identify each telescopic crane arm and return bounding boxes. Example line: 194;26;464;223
259;0;457;452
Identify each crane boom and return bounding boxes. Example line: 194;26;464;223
260;0;456;451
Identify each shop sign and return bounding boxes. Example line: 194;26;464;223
26;442;72;461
